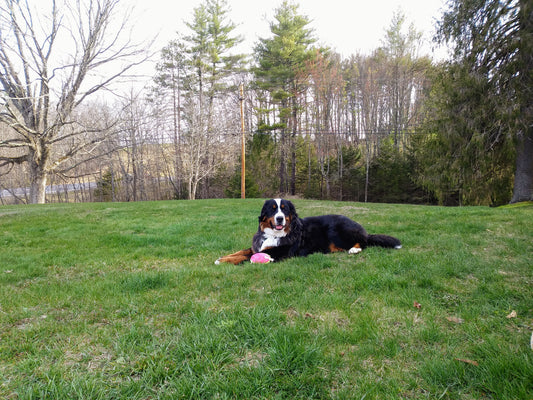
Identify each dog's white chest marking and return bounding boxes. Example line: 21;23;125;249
260;226;288;251
260;235;280;251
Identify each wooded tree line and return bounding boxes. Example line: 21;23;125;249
1;0;531;206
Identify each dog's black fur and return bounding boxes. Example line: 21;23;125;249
216;199;401;265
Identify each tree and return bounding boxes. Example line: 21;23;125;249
436;0;533;203
381;10;428;147
152;0;245;200
253;1;316;194
416;64;515;205
244;132;279;197
0;0;148;203
184;0;245;117
339;10;430;203
118;90;156;202
184;0;244;199
305;51;346;199
152;39;188;198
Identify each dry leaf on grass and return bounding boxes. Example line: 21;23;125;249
455;358;479;366
413;301;421;309
446;316;464;324
506;310;517;319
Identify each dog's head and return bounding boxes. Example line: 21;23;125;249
258;198;298;236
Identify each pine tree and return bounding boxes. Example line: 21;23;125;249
253;1;316;194
152;39;188;198
152;0;245;199
185;0;245;117
436;0;533;203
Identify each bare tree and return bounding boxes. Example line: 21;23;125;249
0;0;148;203
181;95;239;200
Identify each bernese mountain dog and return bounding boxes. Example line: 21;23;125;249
215;198;401;265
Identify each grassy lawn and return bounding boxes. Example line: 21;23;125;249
0;199;532;399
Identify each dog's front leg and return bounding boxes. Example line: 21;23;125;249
261;245;292;262
215;248;253;265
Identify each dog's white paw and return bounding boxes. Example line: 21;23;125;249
348;247;362;254
214;259;221;265
394;245;402;249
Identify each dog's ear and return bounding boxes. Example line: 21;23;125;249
258;200;269;222
288;210;303;241
285;200;302;235
286;200;298;219
291;214;302;231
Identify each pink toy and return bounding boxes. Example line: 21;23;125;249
250;252;274;264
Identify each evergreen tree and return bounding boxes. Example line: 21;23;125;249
253;1;316;194
435;0;533;203
246;133;279;196
152;39;188;199
416;64;515;205
152;0;245;199
185;0;245;115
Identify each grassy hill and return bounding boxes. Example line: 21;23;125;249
1;199;532;399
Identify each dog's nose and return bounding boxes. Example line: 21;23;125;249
276;216;284;224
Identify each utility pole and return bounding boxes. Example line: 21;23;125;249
239;84;246;199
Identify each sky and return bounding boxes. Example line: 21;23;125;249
130;0;450;64
17;0;451;96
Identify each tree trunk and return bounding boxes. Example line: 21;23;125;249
364;139;370;203
290;99;297;196
290;145;296;196
28;145;49;204
29;161;47;204
510;129;533;203
511;0;533;203
188;177;193;200
279;133;286;194
190;178;198;200
172;68;182;199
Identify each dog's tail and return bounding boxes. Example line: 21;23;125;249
367;234;402;249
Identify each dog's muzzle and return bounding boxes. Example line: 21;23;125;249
274;216;285;230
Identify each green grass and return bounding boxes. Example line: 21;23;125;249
0;199;532;399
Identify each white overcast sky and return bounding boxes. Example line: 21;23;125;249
130;0;450;63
